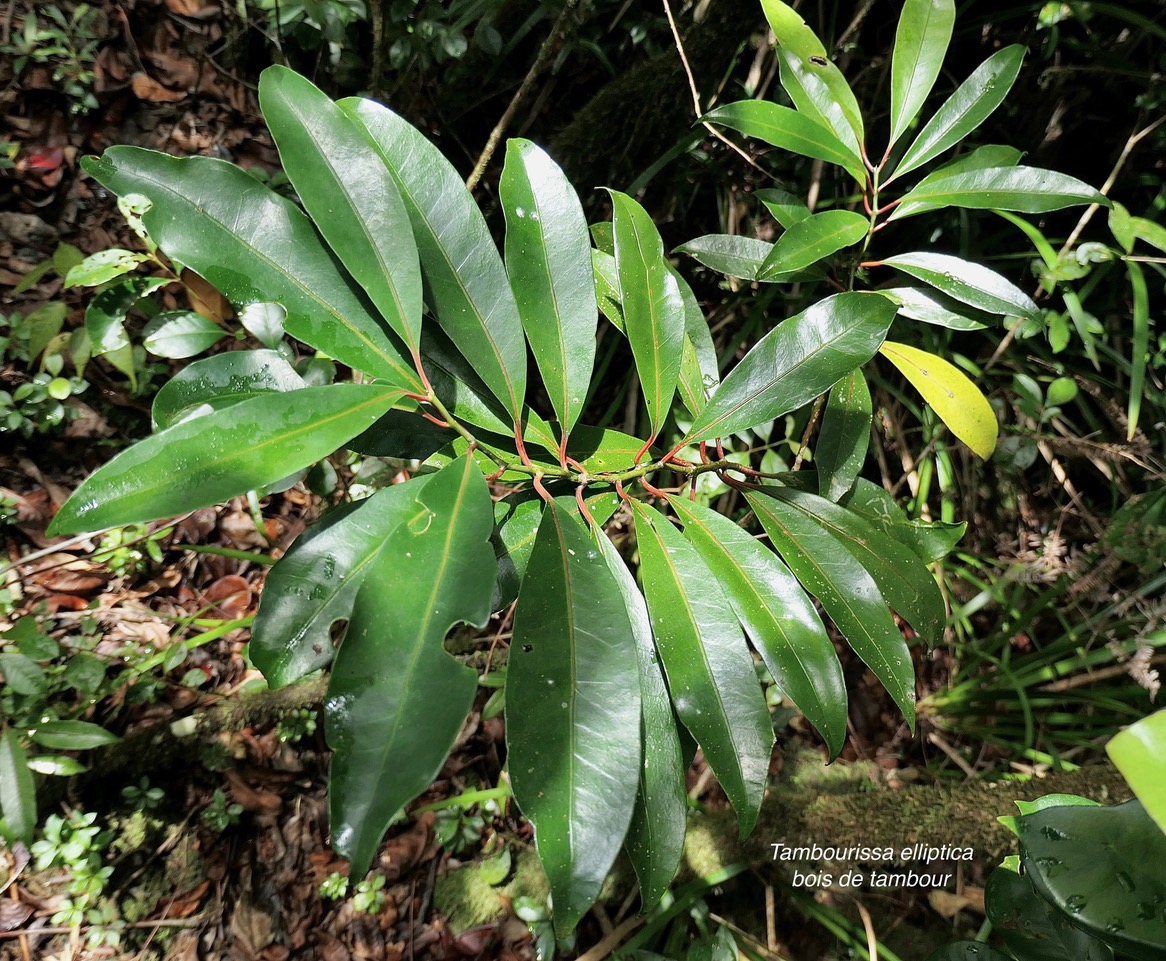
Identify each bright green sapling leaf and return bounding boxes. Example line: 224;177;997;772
28;721;120;750
1107;708;1166;833
327;457;494;879
631;500;774;837
889;0;955;149
85;276;168;356
501;139;597;440
881;286;991;331
508;502;641;935
152;349;305;429
259;66;424;357
142;311;229;358
48;384;403;534
0;729;36;845
776;48;863;162
816;370;871;502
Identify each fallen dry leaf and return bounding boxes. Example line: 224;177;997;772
131;72;188;103
928;885;985;918
205;573;252;617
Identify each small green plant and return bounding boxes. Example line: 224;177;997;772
434;804;487;854
200;789;243;832
0;4;105;113
121;776;166;812
29;809;116;934
275;706;317;743
319;870;349;900
93;523;170;578
350;873;386;914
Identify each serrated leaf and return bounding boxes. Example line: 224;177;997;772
508;502;641;935
1107;708;1166;834
891;166;1107;221
879;340;998;458
28;720;120;751
0;729;36;845
676;235;775;281
889;0;955;148
152;349;305;429
684;292;896;442
340;98;527;422
631;500;773;837
252;478;432;688
48;384;403;534
759;209;869;279
501;139;597;439
259;67;424;356
892;45;1025;180
670;497;845;756
81;148;420;389
703;101;866;184
817;370;870;501
594;533;686;907
744;490;916;727
327;457;494;878
142;311;229;358
879;251;1039;320
608;191;685;441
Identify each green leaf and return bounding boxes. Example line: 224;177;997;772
878;251;1039;320
744;490;916;727
501;139;597;439
28;720;120;751
674;266;719;416
670;497;846;757
1108;202;1135;253
327;457;494;879
609;191;685;442
1126;260;1149;440
0;729;36;845
64;248;148;287
756;484;946;646
593;533;686;907
1107;709;1166;834
776;48;864;162
1018;800;1166;961
252;479;432;688
891;45;1025;181
758;209;869;279
986;864;1114;961
892;145;1024;221
817;370;870;502
684;292;896;442
152;349;304;429
48;384;402;534
889;0;955;148
1129;216;1166;254
925;944;1012;961
676;235;775;281
891;166;1107;221
631;500;773;837
703;102;866;184
880;286;991;331
238;302;286;348
81;148;420;389
12;258;53;295
28;756;87;777
0;653;46;696
755;188;812;227
23;302;68;364
259;67;423;357
879;340;998;458
340;98;527;423
85;276;169;356
508;502;641;935
142;311;229;358
843;479;964;565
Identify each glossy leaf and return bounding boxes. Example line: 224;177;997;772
501;139;597;438
892;45;1025;180
1107;708;1166;833
340;98;527;422
670;497;846;756
816;370;870;502
64;248;148;287
0;729;35;845
684;292;896;443
892;144;1024;222
776;48;863;161
259;67;423;356
891;166;1107;221
1127;260;1149;440
252;479;432;688
327;457;494;878
609;191;685;440
757;484;946;646
238;302;286;348
1018;800;1166;961
758;209;869;279
674;266;719;415
152;349;304;429
28;720;120;750
142;311;229;358
744;490;916;726
844;479;965;565
703;102;865;184
889;0;955;148
594;533;686;906
879;340;998;458
755;187;812;227
81;148;420;389
879;251;1039;320
48;384;402;534
508;502;641;935
880;286;991;331
85;276;168;356
676;235;775;281
631;500;773;836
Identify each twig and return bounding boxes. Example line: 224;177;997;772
465;0;582;191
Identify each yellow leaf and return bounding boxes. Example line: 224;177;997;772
879;341;998;459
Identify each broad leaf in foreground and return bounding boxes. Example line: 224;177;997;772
594;534;686;907
632;500;774;836
879;252;1039;320
1106;708;1166;833
745;490;916;726
684;292;896;443
0;728;35;845
341;98;528;422
48;384;403;534
152;349;305;429
879;341;998;458
889;0;955;149
670;497;846;756
508;502;641;935
817;370;871;502
327;457;494;879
